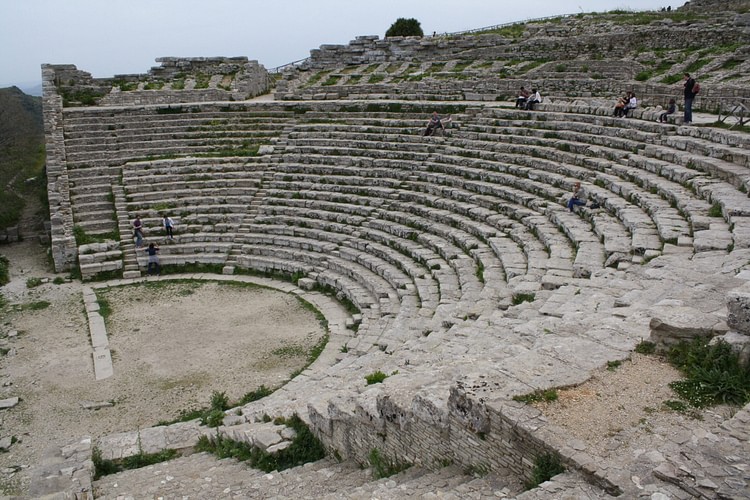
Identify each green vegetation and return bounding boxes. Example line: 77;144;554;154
385;17;423;37
525;452;565;490
321;75;342;86
60;87;108;107
195;414;325;472
721;59;742;70
114;79;138;91
512;292;536;305
365;370;388;385
144;81;165;90
634;340;656;355
601;9;703;25
53;276;66;285
476;23;525;39
368;74;386;84
513;388;558;404
73;226;120;246
194;73;210;89
0;88;46;230
606;360;622;371
708;202;723;218
685;58;710;73
667;337;750;407
369;448;411;479
16;300;50;311
239;385;273;405
635;70;652;81
660;74;683;85
92;444;178;480
25;277;42;289
0;256;10;286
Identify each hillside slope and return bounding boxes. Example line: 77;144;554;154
0;86;45;230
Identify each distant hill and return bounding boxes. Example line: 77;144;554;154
0;86;42;149
0;86;45;230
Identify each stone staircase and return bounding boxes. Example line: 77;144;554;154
112;182;141;279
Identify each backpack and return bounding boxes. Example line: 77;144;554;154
692;82;701;94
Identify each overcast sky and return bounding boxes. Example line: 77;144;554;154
1;0;676;87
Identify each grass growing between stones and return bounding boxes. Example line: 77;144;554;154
512;293;536;305
157;385;277;428
365;370;388;385
195;414;325;472
666;337;750;408
92;445;179;480
513;388;558;404
368;448;411;479
524;452;564;490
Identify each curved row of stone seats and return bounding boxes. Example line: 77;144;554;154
121;156;271;270
524;103;750;247
251;193;469;316
244;220;446;316
454;109;719;244
60;104;294;236
445;126;679;252
281;133;602;283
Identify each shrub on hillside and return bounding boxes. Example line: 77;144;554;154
386;18;423;38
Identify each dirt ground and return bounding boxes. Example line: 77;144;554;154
0;239;325;495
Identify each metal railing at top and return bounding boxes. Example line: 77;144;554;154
270;57;312;74
441;13;577;36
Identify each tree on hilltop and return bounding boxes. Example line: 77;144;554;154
385;18;424;37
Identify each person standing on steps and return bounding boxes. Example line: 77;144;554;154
683;73;698;124
162;214;174;239
143;242;160;276
133;215;144;248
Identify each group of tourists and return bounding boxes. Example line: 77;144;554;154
515;86;542;110
614;72;700;124
132;214;175;276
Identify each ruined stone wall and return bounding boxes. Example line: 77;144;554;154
51;57;270;107
41;65;77;272
307;23;746;70
309;381;618;493
279;76;748;113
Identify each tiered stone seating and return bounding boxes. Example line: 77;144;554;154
62;103;296;236
534;101;749;250
122;156;272;269
41;98;750;499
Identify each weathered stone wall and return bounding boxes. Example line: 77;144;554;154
310;379;618;493
50;57;271;107
307;23;747;70
278;76;748;113
42;65;77;272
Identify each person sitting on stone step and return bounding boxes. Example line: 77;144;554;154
423;111;445;136
515;86;530;108
567;181;588;212
525;88;542;110
659;98;676;123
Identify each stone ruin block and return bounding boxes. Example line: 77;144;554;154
649;305;728;350
726;291;750;335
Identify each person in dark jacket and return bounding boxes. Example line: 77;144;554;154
683;73;697;124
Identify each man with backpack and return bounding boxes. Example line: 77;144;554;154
683;73;699;124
